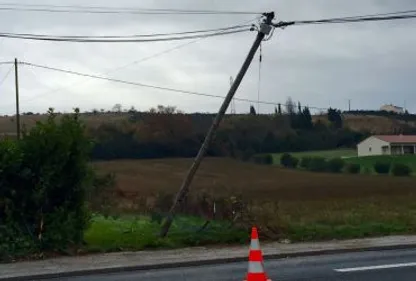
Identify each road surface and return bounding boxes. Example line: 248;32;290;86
44;248;416;280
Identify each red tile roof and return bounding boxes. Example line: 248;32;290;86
374;135;416;143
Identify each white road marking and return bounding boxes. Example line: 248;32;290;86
335;262;416;272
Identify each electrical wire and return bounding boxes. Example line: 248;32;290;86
0;28;251;43
292;13;416;26
22;38;207;103
0;24;252;39
0;65;13;87
17;61;328;111
18;16;261;103
257;43;262;114
0;4;262;15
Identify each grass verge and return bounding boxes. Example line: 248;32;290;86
84;215;247;252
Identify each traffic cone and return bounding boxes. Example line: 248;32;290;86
244;227;271;281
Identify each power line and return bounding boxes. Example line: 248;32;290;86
19;16;261;102
0;24;252;39
0;4;262;15
17;61;329;111
22;39;206;102
0;65;12;87
291;12;416;26
0;27;251;43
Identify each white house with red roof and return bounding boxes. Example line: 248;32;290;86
357;135;416;157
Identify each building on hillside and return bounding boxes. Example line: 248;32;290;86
380;104;404;114
357;135;416;157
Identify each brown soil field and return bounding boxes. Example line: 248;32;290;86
93;157;416;201
93;158;416;240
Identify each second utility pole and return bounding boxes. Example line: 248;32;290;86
14;58;21;140
160;12;275;237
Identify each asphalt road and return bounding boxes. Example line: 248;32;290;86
46;248;416;281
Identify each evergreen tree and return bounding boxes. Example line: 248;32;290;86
250;105;257;115
327;108;343;129
302;106;313;129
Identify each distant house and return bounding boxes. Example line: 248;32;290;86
380;104;404;114
357;135;416;157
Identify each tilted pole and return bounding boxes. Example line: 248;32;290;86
160;12;275;237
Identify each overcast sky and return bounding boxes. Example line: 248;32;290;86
0;0;416;115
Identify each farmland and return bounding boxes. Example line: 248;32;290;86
272;149;356;163
273;149;416;174
91;157;416;244
346;155;416;173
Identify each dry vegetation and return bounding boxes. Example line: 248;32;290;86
93;158;416;241
1;112;415;136
94;157;416;201
313;113;416;134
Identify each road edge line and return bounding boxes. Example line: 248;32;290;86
2;243;416;281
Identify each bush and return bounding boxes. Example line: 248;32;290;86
374;162;391;174
307;157;327;172
392;163;412;177
252;154;273;165
0;108;94;261
327;158;345;173
280;153;298;169
300;157;312;169
346;163;361;174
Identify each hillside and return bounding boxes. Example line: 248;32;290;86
1;111;415;136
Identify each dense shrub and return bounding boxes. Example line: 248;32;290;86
300;157;312;169
252;154;273;165
0;108;94;261
327;158;345;173
346;163;361;174
374;162;391;174
280;153;298;168
392;163;412;177
307;157;327;172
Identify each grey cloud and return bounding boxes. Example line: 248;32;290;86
0;0;416;115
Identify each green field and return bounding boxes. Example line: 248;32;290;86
272;149;357;164
345;155;416;173
273;149;416;174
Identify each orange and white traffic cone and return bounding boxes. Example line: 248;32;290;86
244;227;271;281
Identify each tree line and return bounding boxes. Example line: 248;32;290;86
88;102;366;161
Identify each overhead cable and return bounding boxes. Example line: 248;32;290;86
0;24;252;39
19;61;328;111
0;5;262;15
0;28;251;43
0;65;13;87
288;12;416;26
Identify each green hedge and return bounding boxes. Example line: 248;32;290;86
374;162;391;174
346;163;361;174
326;158;345;173
280;153;299;168
392;163;412;177
0;108;95;261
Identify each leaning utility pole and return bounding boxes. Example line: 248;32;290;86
229;76;236;114
14;58;21;140
160;12;276;237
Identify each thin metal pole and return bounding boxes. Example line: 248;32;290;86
14;58;21;140
160;13;275;237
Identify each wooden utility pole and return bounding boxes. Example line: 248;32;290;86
160;12;276;237
14;58;21;139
